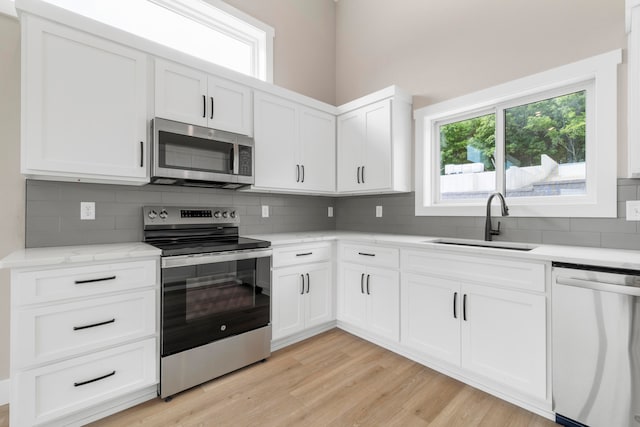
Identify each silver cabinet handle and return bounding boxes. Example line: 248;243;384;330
73;318;115;331
210;96;214;119
361;165;365;183
306;273;310;293
300;274;305;295
360;273;365;294
202;95;206;118
296;252;312;257
296;165;300;182
366;274;370;295
301;165;305;183
140;141;144;168
357;167;361;184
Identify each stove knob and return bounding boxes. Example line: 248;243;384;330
159;209;168;219
222;211;229;219
148;210;157;219
214;211;221;218
230;211;237;219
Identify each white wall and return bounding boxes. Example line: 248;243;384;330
223;0;337;105
335;0;627;174
0;13;23;382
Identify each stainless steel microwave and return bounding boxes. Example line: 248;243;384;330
151;118;254;189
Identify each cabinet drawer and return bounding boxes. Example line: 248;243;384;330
14;259;158;305
14;338;157;426
14;290;156;369
401;249;545;292
340;243;399;269
273;242;332;268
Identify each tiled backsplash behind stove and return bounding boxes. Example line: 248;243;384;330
25;179;640;250
25;180;336;248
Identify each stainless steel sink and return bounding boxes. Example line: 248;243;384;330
424;238;537;252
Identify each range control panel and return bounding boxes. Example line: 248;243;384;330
143;206;239;227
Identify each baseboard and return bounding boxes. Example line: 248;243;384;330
271;321;337;352
0;378;9;405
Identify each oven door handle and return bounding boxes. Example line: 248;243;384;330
162;248;272;268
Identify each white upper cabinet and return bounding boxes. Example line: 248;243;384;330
21;16;149;185
155;59;252;136
337;86;412;194
253;91;336;193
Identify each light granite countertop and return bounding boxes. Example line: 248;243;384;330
248;230;640;271
4;231;640;271
0;242;161;269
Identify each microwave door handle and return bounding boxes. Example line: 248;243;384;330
232;143;240;175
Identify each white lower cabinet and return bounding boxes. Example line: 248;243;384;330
9;256;159;426
338;263;400;342
401;249;548;402
271;243;334;342
14;338;156;427
272;262;333;340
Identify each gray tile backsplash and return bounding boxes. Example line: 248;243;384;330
25;179;640;251
335;179;640;250
25;180;336;248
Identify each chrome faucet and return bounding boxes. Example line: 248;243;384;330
485;192;509;241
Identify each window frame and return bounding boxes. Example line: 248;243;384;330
415;49;621;218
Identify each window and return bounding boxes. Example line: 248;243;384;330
415;50;621;217
32;0;274;81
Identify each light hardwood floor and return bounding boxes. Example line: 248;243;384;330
0;329;558;427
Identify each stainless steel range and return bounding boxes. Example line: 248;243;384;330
143;206;272;400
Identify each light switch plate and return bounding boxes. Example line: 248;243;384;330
626;200;640;220
328;206;334;217
81;202;95;220
376;206;383;217
261;205;269;218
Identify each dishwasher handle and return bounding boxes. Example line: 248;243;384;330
556;276;640;297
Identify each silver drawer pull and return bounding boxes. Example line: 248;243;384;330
358;252;375;257
74;370;116;387
74;275;116;285
296;252;313;257
73;318;116;331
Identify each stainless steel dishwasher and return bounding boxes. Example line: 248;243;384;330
552;262;640;427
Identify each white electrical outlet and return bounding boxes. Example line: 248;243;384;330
80;202;95;220
626;200;640;220
376;206;383;217
328;206;334;217
261;205;269;218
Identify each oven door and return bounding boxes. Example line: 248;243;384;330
161;248;271;357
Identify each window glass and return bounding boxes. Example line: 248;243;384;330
39;0;271;81
439;113;496;200
504;91;586;197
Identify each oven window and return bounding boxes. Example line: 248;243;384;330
162;257;270;357
158;131;233;174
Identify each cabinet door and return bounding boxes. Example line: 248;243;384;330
337;109;365;192
208;75;252;136
362;99;392;191
401;273;461;366
338;264;367;329
272;267;305;340
304;262;333;329
23;17;147;182
155;59;208;127
461;284;546;399
365;266;400;342
253;92;299;189
299;107;336;192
